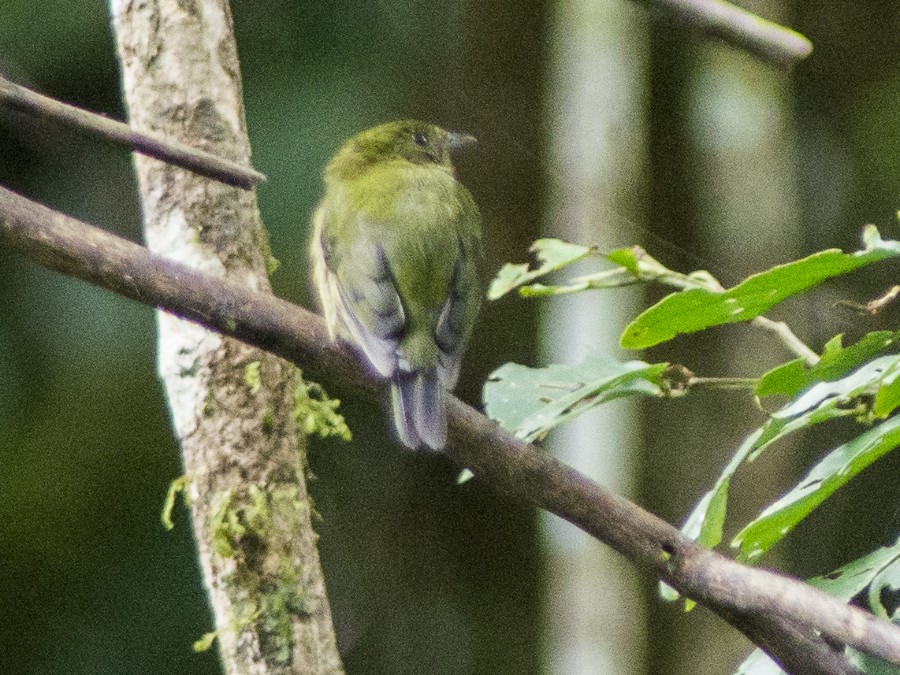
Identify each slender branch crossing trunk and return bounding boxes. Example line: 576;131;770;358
109;1;343;671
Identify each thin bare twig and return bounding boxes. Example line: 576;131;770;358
836;285;900;316
0;76;266;189
688;376;759;390
1;186;897;673
639;0;812;66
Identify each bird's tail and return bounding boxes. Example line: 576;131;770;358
390;368;446;450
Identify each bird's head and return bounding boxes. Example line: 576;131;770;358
327;120;476;180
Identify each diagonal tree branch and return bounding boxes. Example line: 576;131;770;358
638;0;812;65
724;611;861;675
0;75;265;189
1;185;897;673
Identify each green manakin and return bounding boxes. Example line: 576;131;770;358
310;120;483;450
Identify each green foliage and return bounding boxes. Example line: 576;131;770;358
210;489;246;559
244;361;351;441
682;352;900;558
756;332;899;398
483;354;668;442
161;474;191;531
811;536;900;601
622;226;900;349
193;630;220;653
293;379;352;441
208;484;311;665
244;361;263;395
734;415;900;562
488;239;718;300
487;238;593;300
488;223;900;669
846;648;900;675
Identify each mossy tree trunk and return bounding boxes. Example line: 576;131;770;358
109;1;343;672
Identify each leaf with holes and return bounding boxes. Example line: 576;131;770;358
868;556;900;621
811;535;900;602
733;415;900;562
675;354;900;572
483;353;667;443
621;226;900;349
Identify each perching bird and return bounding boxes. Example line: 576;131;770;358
310;120;483;450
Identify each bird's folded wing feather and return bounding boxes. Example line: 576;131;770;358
435;235;483;388
320;219;406;378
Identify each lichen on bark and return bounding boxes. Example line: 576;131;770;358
109;0;344;672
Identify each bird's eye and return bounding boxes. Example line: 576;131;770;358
413;132;429;147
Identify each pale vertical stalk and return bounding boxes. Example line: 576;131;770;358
542;1;649;673
678;2;802;673
109;1;342;672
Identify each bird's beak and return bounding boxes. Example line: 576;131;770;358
447;132;477;152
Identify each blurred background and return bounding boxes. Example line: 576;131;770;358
1;1;899;673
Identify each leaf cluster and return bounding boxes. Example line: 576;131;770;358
485;225;900;674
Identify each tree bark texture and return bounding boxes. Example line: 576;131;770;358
109;1;343;672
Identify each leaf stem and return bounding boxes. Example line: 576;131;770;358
689;376;759;390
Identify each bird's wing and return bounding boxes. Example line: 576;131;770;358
434;234;483;388
316;212;406;378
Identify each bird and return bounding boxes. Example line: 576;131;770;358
309;120;483;450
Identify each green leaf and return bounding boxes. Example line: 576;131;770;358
846;648;900;675
675;427;767;567
733;415;900;562
660;475;739;603
868;556;900;620
679;398;856;555
658;581;680;602
193;630;219;652
487;239;593;300
161;474;191;531
483;353;667;442
775;353;900;417
874;367;900;418
755;359;807;398
516;267;639;297
809;536;900;602
456;468;475;485
606;246;641;273
756;332;898;398
244;360;262;395
621;227;900;349
679;355;900;563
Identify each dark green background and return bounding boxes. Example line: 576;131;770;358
0;1;898;673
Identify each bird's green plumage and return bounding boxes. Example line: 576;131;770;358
310;120;483;449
